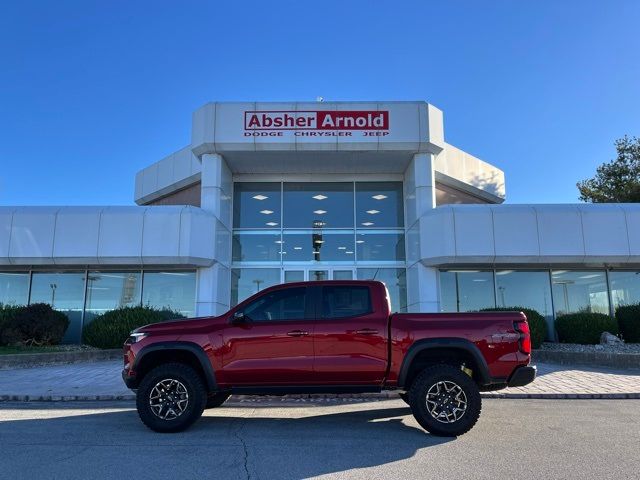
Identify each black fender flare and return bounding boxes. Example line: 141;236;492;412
133;341;217;392
397;338;491;388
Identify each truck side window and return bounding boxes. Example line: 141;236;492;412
321;286;372;319
243;287;307;322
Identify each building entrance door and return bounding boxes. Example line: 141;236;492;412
283;268;355;283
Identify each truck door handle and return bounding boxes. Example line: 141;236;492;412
356;328;378;335
286;330;309;337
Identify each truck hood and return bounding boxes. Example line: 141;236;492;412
133;315;226;335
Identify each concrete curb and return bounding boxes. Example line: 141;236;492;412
1;392;639;403
0;349;121;369
533;350;640;369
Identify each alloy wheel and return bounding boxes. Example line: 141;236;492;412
425;380;468;423
149;378;189;420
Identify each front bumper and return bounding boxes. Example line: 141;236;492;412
507;365;537;387
122;369;138;389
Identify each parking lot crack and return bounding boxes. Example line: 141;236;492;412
233;410;255;480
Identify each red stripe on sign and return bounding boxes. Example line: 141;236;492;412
316;111;388;130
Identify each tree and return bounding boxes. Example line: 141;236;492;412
577;136;640;203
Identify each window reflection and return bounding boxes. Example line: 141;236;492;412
357;268;407;312
0;272;30;306
142;271;196;317
356;182;404;228
356;232;405;262
283;183;353;228
439;270;495;312
232;232;282;262
84;271;142;323
551;270;609;316
233;183;281;229
282;231;354;263
610;271;640;309
30;272;86;343
231;268;281;306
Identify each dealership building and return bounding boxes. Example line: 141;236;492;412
1;101;640;343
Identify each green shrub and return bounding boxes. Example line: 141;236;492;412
555;312;618;344
615;304;640;343
0;304;22;346
1;303;69;346
83;306;185;349
480;307;547;349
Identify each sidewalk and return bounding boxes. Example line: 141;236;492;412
0;360;638;402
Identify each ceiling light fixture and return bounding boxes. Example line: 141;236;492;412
253;195;268;201
366;210;380;214
312;194;328;200
266;222;278;226
372;194;387;200
294;246;302;250
338;246;346;250
362;222;374;226
345;251;354;254
356;240;365;244
260;210;274;215
313;210;327;215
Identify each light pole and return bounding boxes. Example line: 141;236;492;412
49;283;57;306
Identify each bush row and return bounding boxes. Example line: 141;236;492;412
0;303;69;346
82;306;185;349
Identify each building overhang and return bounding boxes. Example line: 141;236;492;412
0;206;218;267
415;204;640;268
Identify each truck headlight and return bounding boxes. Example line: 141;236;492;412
125;332;148;344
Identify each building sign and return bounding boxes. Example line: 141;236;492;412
244;110;389;137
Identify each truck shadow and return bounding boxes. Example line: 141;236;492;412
0;402;453;479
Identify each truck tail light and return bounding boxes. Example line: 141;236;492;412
514;320;531;355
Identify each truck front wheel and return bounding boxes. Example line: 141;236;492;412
408;364;481;437
136;363;207;433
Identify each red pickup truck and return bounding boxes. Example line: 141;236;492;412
123;280;535;436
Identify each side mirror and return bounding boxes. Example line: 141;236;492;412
232;311;247;324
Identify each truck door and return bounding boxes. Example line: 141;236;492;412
313;284;388;385
222;286;314;385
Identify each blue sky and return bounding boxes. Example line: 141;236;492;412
1;1;639;205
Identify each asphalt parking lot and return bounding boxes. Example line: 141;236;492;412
1;398;638;480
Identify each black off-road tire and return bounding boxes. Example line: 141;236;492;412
205;393;231;409
136;363;207;433
408;364;482;437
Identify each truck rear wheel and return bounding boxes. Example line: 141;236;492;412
136;363;207;433
408;364;481;437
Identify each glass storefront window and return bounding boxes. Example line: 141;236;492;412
551;270;609;316
30;272;86;343
495;270;553;317
84;271;142;323
358;268;407;313
142;271;196;317
496;270;554;340
282;231;355;263
233;183;281;229
356;232;405;262
356;182;404;228
610;271;640;309
231;268;281;306
232;231;282;263
439;270;495;312
283;183;353;228
0;272;30;306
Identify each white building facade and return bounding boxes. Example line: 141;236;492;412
1;101;639;342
